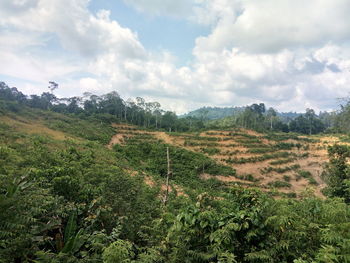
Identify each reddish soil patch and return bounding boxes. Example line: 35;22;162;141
107;134;125;148
201;173;241;183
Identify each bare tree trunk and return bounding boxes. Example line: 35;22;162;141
270;117;273;130
309;117;312;135
164;147;171;205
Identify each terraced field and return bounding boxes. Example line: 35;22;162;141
109;124;344;198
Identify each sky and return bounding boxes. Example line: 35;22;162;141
1;0;350;114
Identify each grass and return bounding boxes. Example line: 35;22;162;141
261;164;301;174
283;175;291;182
268;180;292;188
236;173;259;182
269;158;296;165
296;170;318;185
113;140;237;193
225;151;292;164
247;148;275;154
221;150;242;156
188;136;221;141
274;142;302;150
201;147;221;155
235;138;262;144
184;140;220;147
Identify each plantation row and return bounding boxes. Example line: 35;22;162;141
108;125;329;198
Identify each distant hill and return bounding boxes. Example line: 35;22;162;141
181;106;245;120
277;112;302;122
182;106;301;122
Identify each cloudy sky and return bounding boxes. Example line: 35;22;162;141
1;0;350;114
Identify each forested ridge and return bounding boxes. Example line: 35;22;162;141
1;82;350;262
1;81;349;135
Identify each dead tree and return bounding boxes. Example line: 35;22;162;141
163;147;172;205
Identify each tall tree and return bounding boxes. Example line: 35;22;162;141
266;107;277;130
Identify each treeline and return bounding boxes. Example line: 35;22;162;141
0;82;204;132
1;81;349;135
209;102;343;135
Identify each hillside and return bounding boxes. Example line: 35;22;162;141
1;106;332;198
183;106;301;122
2;106;350;262
108;124;339;198
182;106;245;120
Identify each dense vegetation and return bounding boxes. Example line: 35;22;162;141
0;82;205;132
1;81;348;135
181;106;245;120
2;82;350;262
208;104;327;134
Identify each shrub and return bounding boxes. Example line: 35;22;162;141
103;240;134;263
268;180;292;188
201;147;221;155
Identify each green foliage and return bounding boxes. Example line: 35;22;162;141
164;189;270;262
322;144;350;202
267;180;292;188
114;140;235;192
103;240;135;263
263;198;350;262
1;97;350;263
182;106;244;120
296;170;318;185
225;151;292;164
283;175;291;182
201;147;221;155
269;158;296;166
274;142;302;150
289;109;326;135
45;113;116;144
236;173;258;182
262;164;301;174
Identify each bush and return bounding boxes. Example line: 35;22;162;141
201;147;220;155
268;180;292;188
296;170;318;185
103;240;134;263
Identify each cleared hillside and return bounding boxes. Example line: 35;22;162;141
1;107;340;199
108;124;348;198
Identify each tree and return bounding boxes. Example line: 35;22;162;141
150;102;161;128
334;98;350;132
323;144;350;202
41;92;57;109
266;107;277;130
48;81;58;93
289;109;325;135
161;111;177;132
66;96;83;114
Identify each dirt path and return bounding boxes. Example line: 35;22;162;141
107;134;125;149
151;131;176;145
201;173;253;184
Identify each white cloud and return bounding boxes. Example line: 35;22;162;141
0;0;39;15
194;0;350;53
0;0;146;59
1;0;350;114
